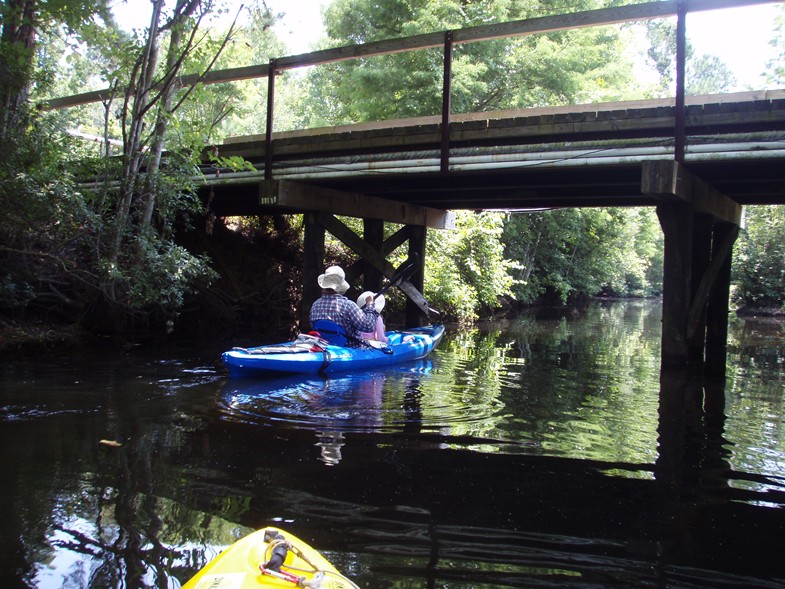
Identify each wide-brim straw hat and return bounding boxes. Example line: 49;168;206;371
357;291;385;312
318;265;350;293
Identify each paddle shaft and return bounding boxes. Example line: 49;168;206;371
371;253;441;318
374;254;420;300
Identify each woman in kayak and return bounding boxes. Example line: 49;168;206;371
356;291;388;344
309;265;379;347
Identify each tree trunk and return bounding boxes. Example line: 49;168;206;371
0;0;37;163
109;0;163;275
140;0;198;231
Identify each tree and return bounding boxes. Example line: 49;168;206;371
644;19;735;96
425;211;518;322
0;0;116;320
765;5;785;86
175;3;288;140
95;0;250;312
1;1;277;329
0;0;114;161
297;0;638;127
502;208;662;305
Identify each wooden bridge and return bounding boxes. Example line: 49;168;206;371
49;0;785;378
206;90;785;214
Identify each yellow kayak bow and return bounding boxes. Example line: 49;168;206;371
183;527;359;589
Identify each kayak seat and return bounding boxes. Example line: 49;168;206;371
312;319;348;347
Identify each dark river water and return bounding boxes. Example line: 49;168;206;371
2;301;784;588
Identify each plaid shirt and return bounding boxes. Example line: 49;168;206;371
309;293;379;347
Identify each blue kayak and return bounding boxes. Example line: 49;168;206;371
222;324;445;377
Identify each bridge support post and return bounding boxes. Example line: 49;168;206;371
704;222;738;380
688;212;714;367
301;212;325;329
644;161;741;379
657;203;694;370
406;225;427;327
657;204;739;379
363;218;384;293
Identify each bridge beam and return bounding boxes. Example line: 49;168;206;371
260;180;456;230
643;161;740;377
642;160;742;225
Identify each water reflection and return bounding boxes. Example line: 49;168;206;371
219;361;443;465
219;361;432;431
725;317;785;500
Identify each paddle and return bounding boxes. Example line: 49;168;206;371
374;253;441;318
374;253;420;300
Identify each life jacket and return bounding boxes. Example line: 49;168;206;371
311;319;349;346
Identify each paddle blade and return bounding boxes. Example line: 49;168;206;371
388;252;420;286
374;253;420;300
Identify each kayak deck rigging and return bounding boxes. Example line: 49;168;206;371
183;527;358;589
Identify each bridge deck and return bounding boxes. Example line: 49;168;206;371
202;91;785;216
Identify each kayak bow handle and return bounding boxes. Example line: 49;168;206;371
263;530;289;571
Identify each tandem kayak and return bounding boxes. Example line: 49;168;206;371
183;527;358;589
222;324;444;377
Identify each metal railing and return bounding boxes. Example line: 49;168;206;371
44;0;782;176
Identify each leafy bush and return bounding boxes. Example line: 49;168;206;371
126;236;218;310
732;206;785;308
426;211;518;322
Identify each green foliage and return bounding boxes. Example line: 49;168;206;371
208;154;257;173
732;206;785;308
171;4;285;141
766;5;785;86
503;208;662;304
0;1;237;328
0;116;99;244
299;0;638;126
644;19;736;96
39;21;140;150
687;54;737;95
0;115;101;313
0;274;35;309
0;104;222;321
126;235;218;309
426;211;518;322
170;3;307;140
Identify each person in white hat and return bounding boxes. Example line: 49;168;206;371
309;265;379;347
356;291;388;343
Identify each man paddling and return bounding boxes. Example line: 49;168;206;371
309;265;378;347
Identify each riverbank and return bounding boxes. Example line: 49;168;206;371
0;316;82;355
736;305;785;317
4;301;782;357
